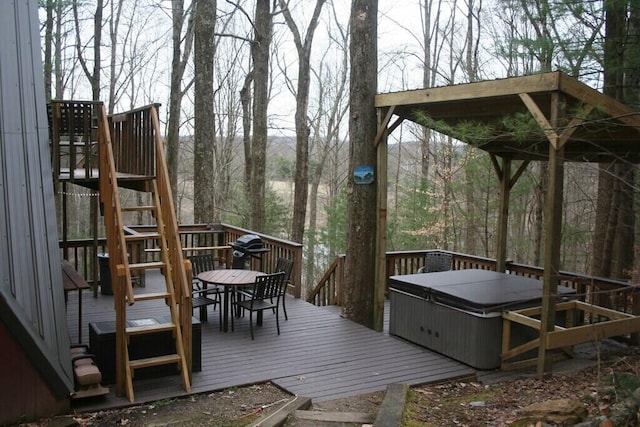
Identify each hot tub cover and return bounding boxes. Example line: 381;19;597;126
389;269;575;314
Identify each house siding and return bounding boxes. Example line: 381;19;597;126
0;0;73;423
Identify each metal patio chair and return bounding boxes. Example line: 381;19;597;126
231;272;286;340
417;252;453;273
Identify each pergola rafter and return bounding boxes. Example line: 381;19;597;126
374;71;640;376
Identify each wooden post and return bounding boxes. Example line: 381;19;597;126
537;94;565;377
374;111;389;332
494;156;511;273
183;260;193;378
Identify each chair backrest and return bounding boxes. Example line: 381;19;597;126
252;272;286;300
424;252;453;273
273;257;293;281
188;254;217;276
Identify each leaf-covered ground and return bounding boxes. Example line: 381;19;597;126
405;347;640;426
21;344;640;426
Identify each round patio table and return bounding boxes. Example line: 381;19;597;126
197;269;265;332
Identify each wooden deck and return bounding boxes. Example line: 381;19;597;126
66;269;475;412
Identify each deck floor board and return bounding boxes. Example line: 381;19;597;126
67;269;475;411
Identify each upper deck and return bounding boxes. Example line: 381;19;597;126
48;100;158;191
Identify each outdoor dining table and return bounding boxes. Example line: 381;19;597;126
197;269;265;332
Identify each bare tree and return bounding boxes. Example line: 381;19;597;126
249;0;274;232
43;0;55;101
72;0;102;100
305;8;349;294
212;10;249;220
460;0;482;255
240;70;254;198
277;0;326;244
419;0;441;178
42;0;73;100
167;0;194;201
107;0;125;113
629;0;640;284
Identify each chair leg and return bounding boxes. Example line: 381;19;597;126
282;295;288;320
249;310;254;340
218;295;223;331
275;306;280;335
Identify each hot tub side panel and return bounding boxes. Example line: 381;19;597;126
390;289;503;370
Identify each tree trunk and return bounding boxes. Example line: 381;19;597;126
240;72;253;198
43;0;54;101
167;0;194;206
533;162;547;267
628;0;640;285
249;0;272;232
54;0;64;99
278;0;326;244
107;0;124;114
193;0;217;224
593;0;627;279
72;0;102;101
92;0;102;101
611;163;634;280
343;0;377;328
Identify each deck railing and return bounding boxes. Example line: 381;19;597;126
220;224;304;298
48;100;102;182
307;250;640;317
60;223;304;299
108;104;157;178
48;100;157;183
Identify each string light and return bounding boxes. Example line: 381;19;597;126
57;190;99;197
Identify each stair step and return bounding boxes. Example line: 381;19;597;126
125;232;161;242
121;205;156;212
132;291;171;302
129;261;165;270
294;410;374;424
126;322;176;336
129;354;182;370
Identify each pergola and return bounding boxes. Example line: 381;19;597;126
374;71;640;375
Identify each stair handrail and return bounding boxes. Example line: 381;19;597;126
97;104;136;304
149;106;191;307
97;102;136;398
306;255;345;306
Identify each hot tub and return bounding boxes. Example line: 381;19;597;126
389;269;575;369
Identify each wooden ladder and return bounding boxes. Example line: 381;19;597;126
96;103;191;402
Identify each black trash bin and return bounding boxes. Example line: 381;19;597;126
97;253;112;295
229;234;266;269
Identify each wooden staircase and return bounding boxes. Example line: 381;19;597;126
96;103;192;402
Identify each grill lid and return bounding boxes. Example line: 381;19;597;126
230;234;263;252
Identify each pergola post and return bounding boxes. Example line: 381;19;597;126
373;107;398;332
374;112;389;332
494;156;511;273
537;92;566;377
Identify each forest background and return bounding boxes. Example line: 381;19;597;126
40;0;640;300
